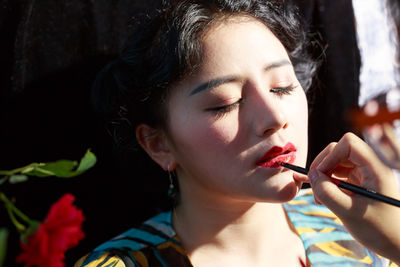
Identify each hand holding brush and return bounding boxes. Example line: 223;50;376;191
285;133;400;264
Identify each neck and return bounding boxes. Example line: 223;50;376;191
173;187;293;256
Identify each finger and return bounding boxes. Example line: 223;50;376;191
317;133;377;174
308;169;353;214
310;142;356;179
329;165;353;179
293;172;309;183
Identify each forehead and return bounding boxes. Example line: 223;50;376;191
168;15;293;98
198;16;290;74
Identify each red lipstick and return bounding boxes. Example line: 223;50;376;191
257;142;297;168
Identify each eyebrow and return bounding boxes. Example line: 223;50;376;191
189;76;238;96
264;60;291;72
189;59;292;96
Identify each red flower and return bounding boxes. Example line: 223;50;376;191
16;193;85;267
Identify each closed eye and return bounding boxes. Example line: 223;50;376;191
206;99;243;118
270;84;297;96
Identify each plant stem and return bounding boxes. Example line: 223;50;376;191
5;205;25;232
0;162;44;176
0;193;31;232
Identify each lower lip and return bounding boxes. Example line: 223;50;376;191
257;152;296;168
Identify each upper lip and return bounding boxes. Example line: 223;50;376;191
256;142;297;164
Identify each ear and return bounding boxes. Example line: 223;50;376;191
135;123;176;171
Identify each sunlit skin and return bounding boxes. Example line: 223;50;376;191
166;17;308;205
140;16;310;266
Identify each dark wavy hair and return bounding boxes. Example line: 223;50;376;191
92;0;317;151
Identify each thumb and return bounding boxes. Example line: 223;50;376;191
308;169;353;213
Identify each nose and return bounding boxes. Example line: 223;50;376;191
251;90;288;137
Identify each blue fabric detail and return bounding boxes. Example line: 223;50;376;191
82;212;176;266
308;252;371;267
94;239;145;252
149;211;173;226
116;228;168;244
301;231;356;250
80;192;392;266
286;213;343;229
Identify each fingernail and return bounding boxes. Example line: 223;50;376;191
308;169;319;183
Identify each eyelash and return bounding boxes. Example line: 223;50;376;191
206;84;296;118
207;99;243;118
270;84;297;96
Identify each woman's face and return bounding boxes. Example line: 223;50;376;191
165;17;308;204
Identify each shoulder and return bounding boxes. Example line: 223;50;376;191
75;211;185;267
285;189;394;266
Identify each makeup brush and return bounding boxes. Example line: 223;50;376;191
280;162;400;208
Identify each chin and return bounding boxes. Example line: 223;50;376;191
252;181;300;203
270;181;301;203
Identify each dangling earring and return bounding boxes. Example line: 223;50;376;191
167;164;176;199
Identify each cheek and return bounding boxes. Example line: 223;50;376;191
168;114;241;184
167;90;238;149
289;91;308;127
289;92;309;161
171;114;240;154
297;98;308;129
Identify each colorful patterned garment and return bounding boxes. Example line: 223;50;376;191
75;190;398;267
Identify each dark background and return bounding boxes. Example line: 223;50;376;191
0;1;170;266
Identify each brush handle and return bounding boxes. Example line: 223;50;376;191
331;179;400;208
279;162;400;208
280;162;308;175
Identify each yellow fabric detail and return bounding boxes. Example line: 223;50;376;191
296;227;316;234
303;211;337;218
288;200;308;205
74;255;87;267
74;253;125;267
320;227;335;233
303;209;344;225
316;241;373;263
131;250;149;267
359;255;374;264
389;261;399;267
157;240;187;255
334;217;344;225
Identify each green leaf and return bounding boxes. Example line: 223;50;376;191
9;175;28;184
22;150;96;178
0;228;9;267
0;149;96;179
24;166;55;177
36;160;77;177
76;149;97;173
